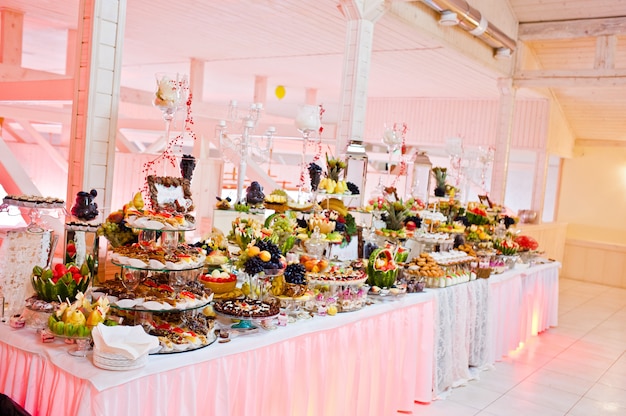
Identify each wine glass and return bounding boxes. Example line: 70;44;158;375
121;269;144;294
153;72;189;142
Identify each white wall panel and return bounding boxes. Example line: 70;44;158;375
365;97;550;150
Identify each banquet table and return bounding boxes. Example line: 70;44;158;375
432;260;560;398
0;292;435;416
0;261;560;415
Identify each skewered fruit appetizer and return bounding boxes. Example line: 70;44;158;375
32;262;91;302
366;248;399;288
199;269;237;294
47;292;117;337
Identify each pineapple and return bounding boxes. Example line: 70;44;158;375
326;154;346;182
432;167;447;197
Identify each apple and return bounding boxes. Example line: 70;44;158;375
405;221;417;231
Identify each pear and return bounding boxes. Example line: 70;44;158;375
132;192;144;210
66;309;87;326
86;309;104;327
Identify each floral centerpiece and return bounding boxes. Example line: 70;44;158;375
153;73;184;109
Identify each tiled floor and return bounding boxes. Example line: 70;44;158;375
411;278;626;415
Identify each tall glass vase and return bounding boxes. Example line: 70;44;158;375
153;73;188;149
295;105;321;204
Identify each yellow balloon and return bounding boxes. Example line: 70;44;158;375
275;85;286;100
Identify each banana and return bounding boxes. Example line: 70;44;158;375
320;197;348;216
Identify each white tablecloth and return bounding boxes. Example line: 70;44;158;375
488;262;560;363
0;292;435;416
431;261;560;398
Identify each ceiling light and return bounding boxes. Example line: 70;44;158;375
438;11;459;26
494;47;512;60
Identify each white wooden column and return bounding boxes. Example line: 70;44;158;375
67;0;127;218
490;78;516;205
336;0;386;152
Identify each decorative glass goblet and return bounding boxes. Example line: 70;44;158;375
153;73;189;143
382;122;404;183
295;105;321;203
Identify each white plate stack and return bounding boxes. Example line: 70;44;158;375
93;349;149;371
91;324;160;371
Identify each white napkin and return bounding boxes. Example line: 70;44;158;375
91;324;160;360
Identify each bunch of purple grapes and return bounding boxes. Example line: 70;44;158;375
284;263;306;284
308;163;322;191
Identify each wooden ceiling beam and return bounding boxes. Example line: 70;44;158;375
0;136;41;196
0;64;72;81
2;122;29;143
14;119;68;173
576;138;626;148
0;105;69;124
115;130;140;154
0;79;74;100
519;16;626;41
514;68;626;88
